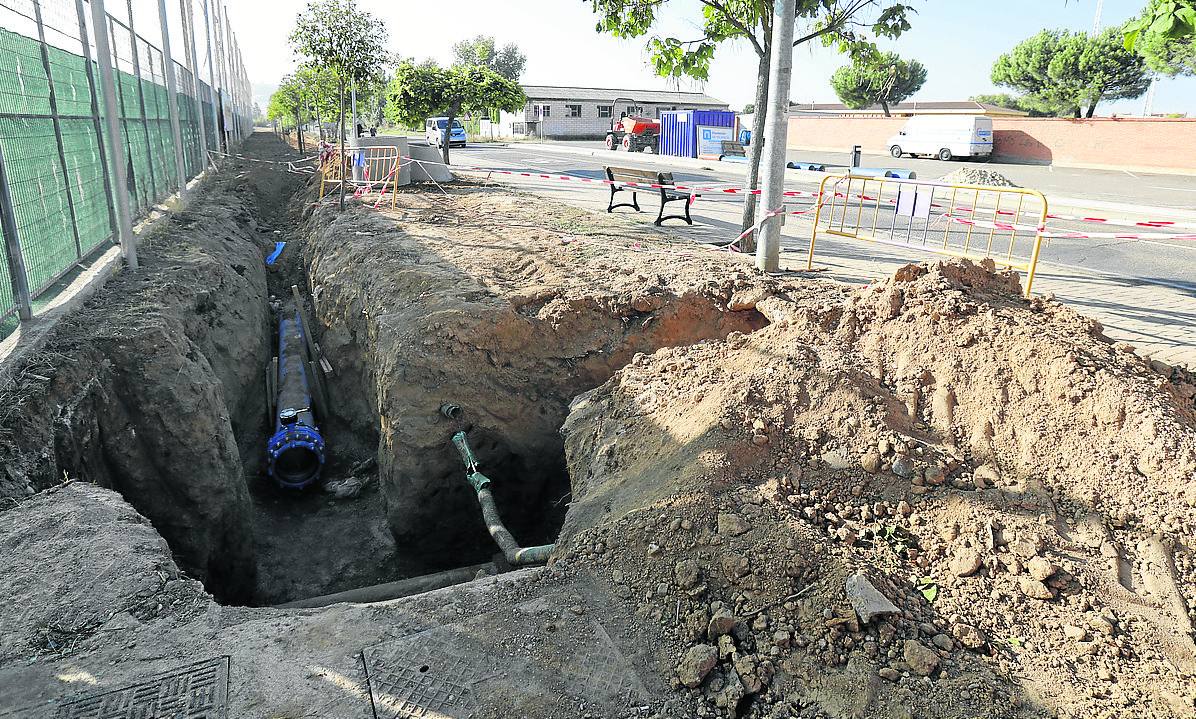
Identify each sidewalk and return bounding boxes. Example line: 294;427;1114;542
472;159;1194;370
526;141;1196;223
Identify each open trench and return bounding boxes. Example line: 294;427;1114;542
0;133;772;608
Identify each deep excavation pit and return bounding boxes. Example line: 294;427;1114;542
0;132;778;608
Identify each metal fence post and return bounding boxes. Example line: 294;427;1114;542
32;0;83;260
157;0;189;201
89;0;138;270
0;146;34;321
182;0;207;167
125;0;160;199
74;0;119;245
200;0;218;154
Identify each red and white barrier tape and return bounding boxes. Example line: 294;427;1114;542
942;214;1196;241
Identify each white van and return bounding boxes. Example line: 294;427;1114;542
886;115;993;161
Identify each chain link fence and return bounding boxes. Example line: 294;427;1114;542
0;0;251;332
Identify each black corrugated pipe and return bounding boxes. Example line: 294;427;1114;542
451;432;555;565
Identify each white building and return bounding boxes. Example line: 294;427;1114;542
491;85;729;140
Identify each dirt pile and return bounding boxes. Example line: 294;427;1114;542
938;168;1020;187
0;165;279;602
555;259;1196;718
303;185;794;573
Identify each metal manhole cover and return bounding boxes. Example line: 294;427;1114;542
7;656;229;719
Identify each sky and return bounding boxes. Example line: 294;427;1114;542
220;0;1196;117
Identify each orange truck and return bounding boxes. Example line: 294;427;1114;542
604;115;660;153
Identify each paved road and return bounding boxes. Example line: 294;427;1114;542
448;142;1195;368
454;143;1196;290
535;140;1196;210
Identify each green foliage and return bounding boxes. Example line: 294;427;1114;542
289;0;388;87
830;50;926;115
741;102;755;115
451;35;528;80
992;29;1150;117
1132;1;1196;75
267;76;302;124
915;576;939;603
586;0;914;75
1125;0;1196;55
383;60;525;129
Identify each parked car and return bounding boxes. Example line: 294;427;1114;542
425;117;466;148
886;115;993;161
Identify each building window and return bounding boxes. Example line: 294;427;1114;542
625;105;644;116
535;104;551;118
566;104;582;117
598;105;612;118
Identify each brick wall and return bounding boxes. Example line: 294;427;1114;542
785;116;1196;174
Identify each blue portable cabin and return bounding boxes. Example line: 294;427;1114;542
659;110;737;158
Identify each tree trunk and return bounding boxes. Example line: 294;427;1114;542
881;100;891;117
740;45;772;249
1085;98;1100;118
295;108;304;153
338;80;346;210
1072;107;1081;118
442;99;460;167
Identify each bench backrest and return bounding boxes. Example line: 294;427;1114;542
605;166;676;187
721;140;746;156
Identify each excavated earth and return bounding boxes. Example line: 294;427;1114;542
1;133;1194;719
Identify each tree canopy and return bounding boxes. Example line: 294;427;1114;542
451;35;527;80
385;60;525;163
1130;1;1196;75
992;29;1150;117
830;50;926;116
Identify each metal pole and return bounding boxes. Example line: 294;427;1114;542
0;146;33;320
90;0;138;270
200;0;218;153
32;0;83;259
123;2;160;200
74;0;119;245
755;0;796;273
158;0;189;201
181;0;206;170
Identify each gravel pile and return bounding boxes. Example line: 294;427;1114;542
939;168;1021;188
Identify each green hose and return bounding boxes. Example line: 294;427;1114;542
452;431;555;566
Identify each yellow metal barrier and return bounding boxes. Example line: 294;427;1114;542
806;174;1048;297
319;145;401;210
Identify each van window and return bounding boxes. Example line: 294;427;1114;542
434;119;464;129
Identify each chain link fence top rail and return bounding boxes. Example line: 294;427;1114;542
0;0;252;330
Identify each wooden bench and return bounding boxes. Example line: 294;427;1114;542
720;140;747;158
604;166;698;226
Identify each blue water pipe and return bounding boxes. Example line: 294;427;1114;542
267;307;325;488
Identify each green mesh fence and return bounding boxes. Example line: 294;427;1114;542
0;1;248;329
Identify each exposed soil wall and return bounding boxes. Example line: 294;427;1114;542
304;188;776;571
0;157;275;603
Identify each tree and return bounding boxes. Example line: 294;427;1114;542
385;60;525;164
992;29;1150;117
830;50;925;116
268;76;305;149
289;0;388;209
451;35;527;80
741;102;755;115
587;0;913;246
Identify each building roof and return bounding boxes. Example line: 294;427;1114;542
788;101;1028;117
521;85;727;106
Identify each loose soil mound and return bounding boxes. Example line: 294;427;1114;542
555;259;1196;718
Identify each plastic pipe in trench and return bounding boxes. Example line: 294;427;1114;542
452;432;554;565
268;303;326;488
